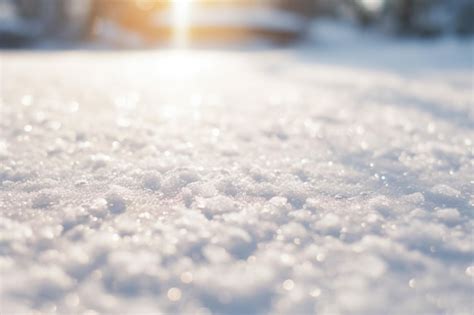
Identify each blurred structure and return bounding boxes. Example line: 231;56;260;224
0;0;314;46
0;0;473;48
320;0;474;36
9;0;93;37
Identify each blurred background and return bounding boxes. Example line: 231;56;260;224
1;0;473;49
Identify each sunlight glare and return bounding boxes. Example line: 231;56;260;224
358;0;383;12
172;0;192;48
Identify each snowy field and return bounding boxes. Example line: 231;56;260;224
0;32;473;314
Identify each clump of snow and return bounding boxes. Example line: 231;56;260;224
0;34;472;314
31;191;58;209
106;193;127;214
88;198;107;217
429;184;464;206
435;207;462;226
142;172;162;191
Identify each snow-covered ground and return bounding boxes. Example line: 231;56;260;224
0;28;473;314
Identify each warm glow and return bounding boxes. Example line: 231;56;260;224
172;0;192;48
358;0;384;12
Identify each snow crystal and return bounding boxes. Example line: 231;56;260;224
180;271;193;284
282;279;295;291
167;287;182;302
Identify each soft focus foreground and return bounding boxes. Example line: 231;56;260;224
1;33;473;314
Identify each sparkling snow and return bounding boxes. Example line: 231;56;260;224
0;34;473;314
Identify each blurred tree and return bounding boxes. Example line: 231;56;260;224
346;0;474;36
15;0;94;39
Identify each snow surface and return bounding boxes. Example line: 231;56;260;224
0;32;473;314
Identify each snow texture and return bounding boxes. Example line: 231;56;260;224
0;33;473;314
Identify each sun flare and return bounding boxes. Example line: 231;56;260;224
172;0;192;48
